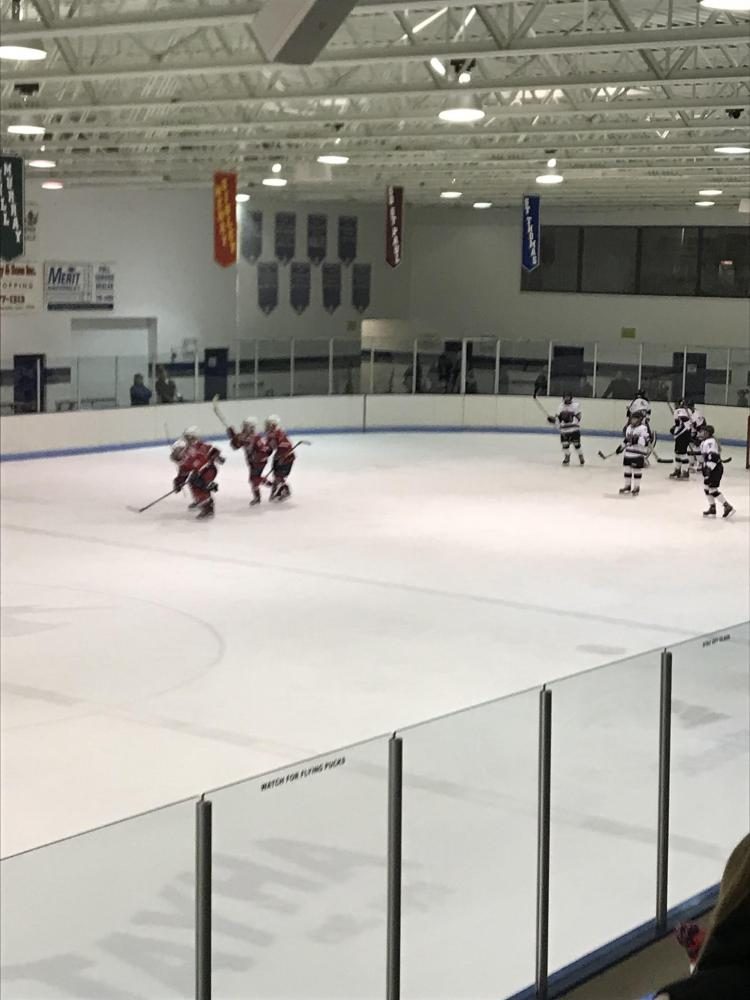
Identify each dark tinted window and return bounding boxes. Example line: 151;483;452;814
699;227;750;298
581;227;638;294
521;225;579;292
640;226;698;296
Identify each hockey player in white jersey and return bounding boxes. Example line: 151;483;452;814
689;403;706;473
616;413;651;495
626;389;651;424
669;399;693;480
698;426;734;519
547;392;585;465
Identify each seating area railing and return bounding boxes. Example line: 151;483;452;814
2;622;747;999
2;337;748;415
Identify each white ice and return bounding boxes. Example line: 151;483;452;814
1;432;748;998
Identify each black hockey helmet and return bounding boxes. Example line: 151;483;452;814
562;392;573;404
703;424;715;437
629;412;642;424
636;388;648;399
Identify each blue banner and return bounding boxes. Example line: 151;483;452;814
521;194;540;272
257;262;278;315
290;262;311;314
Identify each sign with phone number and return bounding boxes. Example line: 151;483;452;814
0;260;41;312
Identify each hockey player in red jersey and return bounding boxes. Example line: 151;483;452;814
264;414;295;501
171;427;224;518
226;416;271;506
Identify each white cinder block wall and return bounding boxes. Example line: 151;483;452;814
2;187;748;359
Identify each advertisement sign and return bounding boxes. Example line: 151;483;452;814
521;194;541;272
213;171;237;266
1;155;25;261
45;261;115;311
1;260;41;312
385;185;404;268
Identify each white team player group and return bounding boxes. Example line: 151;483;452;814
543;389;735;519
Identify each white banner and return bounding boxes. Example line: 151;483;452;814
1;260;42;313
44;260;115;311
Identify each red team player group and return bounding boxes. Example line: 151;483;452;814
170;415;297;519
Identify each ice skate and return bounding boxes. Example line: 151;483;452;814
619;485;631;494
703;505;716;517
578;454;585;466
722;503;735;519
562;454;571;466
196;501;214;519
631;487;640;496
276;483;291;501
668;469;681;480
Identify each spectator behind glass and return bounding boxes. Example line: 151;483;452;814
602;369;634;400
737;388;748;407
129;373;152;407
653;833;750;999
155;365;180;404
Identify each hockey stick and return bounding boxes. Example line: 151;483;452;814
597;449;619;460
212;394;230;429
533;396;553;420
128;488;177;514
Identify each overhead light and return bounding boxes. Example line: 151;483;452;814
700;0;750;10
271;162;282;174
438;93;485;123
714;145;749;154
473;201;492;209
41;180;63;190
7;123;45;136
430;57;446;76
536;160;564;185
317;154;349;165
695;200;715;207
28;158;56;168
235;193;250;203
0;44;47;61
458;70;471;85
699;188;723;196
262;177;287;187
399;6;447;39
440;190;462;199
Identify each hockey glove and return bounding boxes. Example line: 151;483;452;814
546;416;556;425
616;445;624;455
173;476;186;493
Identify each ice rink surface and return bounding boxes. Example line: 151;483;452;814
2;430;747;856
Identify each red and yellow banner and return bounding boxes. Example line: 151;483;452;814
213;171;237;267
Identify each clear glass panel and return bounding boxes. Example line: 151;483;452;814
0;357;14;414
728;347;750;408
668;623;750;908
0;798;196;999
117;356;151;409
371;339;414;394
236;340;260;400
211;737;388;999
498;340;550;397
467;337;497;394
593;342;640;400
698;346;735;406
521;225;580;292
154;355;194;404
75;357;118;410
400;691;538;1000
414;339;446;394
258;339;291;399
640;227;699;296
43;357;77;413
333;339;362;395
581;227;638;295
293;338;330;396
549;650;661;972
640;344;680;405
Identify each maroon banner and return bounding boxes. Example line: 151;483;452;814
213;172;237;267
385;185;404;268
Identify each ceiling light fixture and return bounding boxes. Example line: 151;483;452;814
695;200;715;207
28;158;56;168
700;0;750;10
714;145;750;154
698;188;723;196
440;190;462;199
41;180;63;190
0;44;47;61
262;177;288;187
271;162;282;173
235;193;250;203
430;57;447;76
473;201;492;209
458;70;471;84
317;154;349;165
438;92;485;123
7;122;45;136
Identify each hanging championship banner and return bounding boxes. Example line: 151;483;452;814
290;262;311;314
338;216;357;265
274;212;296;264
1;155;25;262
1;260;42;313
258;262;279;315
385;186;404;268
307;214;327;265
352;263;371;313
322;263;342;313
213;172;237;267
241;209;263;263
521;194;541;272
44;261;115;310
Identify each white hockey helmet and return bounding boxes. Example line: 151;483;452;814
183;425;200;441
266;414;281;428
242;416;258;430
170;438;187;462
